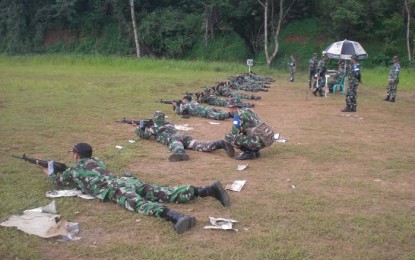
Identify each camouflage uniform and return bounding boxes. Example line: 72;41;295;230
385;56;400;102
343;60;360;112
199;94;255;108
225;108;265;152
175;101;231;120
214;83;261;100
50;157;195;217
308;53;318;88
136;112;234;161
313;55;328;97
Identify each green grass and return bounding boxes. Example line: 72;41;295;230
0;55;414;259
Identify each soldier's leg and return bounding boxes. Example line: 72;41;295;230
384;82;392;101
167;137;189;161
184;135;234;157
226;133;263;160
109;180;196;234
390;82;398;102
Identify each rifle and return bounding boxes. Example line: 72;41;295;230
116;117;154;129
12;153;68;174
159;99;182;110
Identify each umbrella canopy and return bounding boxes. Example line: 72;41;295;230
324;39;368;60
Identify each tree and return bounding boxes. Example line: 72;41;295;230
129;0;140;57
258;0;297;67
404;0;415;61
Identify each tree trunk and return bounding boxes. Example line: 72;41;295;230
404;0;412;61
129;0;140;58
259;0;296;67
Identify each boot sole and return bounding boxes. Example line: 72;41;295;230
212;181;231;207
174;216;197;234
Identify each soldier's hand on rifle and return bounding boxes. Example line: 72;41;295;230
36;160;49;175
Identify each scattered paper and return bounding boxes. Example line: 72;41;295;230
225;180;246;192
175;124;194;131
128;140;136;143
115;145;123;149
46;189;95;200
204;217;238;231
0;201;81;240
274;133;288;143
208;122;220;125
236;164;248;171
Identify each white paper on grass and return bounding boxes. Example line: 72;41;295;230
236;164;248;171
204;217;238;231
0;201;80;240
174;124;194;131
46;189;95;200
225;180;246;192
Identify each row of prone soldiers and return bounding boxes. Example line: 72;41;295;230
34;72;277;235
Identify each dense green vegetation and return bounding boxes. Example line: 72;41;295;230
0;0;414;67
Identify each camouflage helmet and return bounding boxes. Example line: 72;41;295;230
393;55;399;61
153;111;165;125
226;98;244;108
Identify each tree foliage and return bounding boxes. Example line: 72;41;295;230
0;0;413;65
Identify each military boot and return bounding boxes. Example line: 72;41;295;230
164;209;196;234
254;96;262;100
390;97;395;102
383;96;390;101
350;105;357;112
341;106;351;112
214;140;235;157
196;181;230;207
236;149;256;160
168;153;190;162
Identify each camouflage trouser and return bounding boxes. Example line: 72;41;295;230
386;80;399;99
346;81;358;109
225;132;264;151
313;76;325;96
106;177;196;217
205;108;229;120
168;134;219;154
309;70;316;88
230;92;260;100
201;96;229;107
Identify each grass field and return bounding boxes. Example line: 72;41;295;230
0;55;414;259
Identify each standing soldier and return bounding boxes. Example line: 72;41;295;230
135;111;235;161
288;55;297;82
173;94;232;120
313;53;329;97
308;53;318;88
341;54;361;112
225;98;274;160
384;55;400;102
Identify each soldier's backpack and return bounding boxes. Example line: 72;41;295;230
246;122;275;147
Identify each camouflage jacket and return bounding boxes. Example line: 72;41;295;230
49;157;114;200
136;122;178;145
317;59;327;77
231;108;262;135
309;57;318;72
349;62;361;85
388;63;400;82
